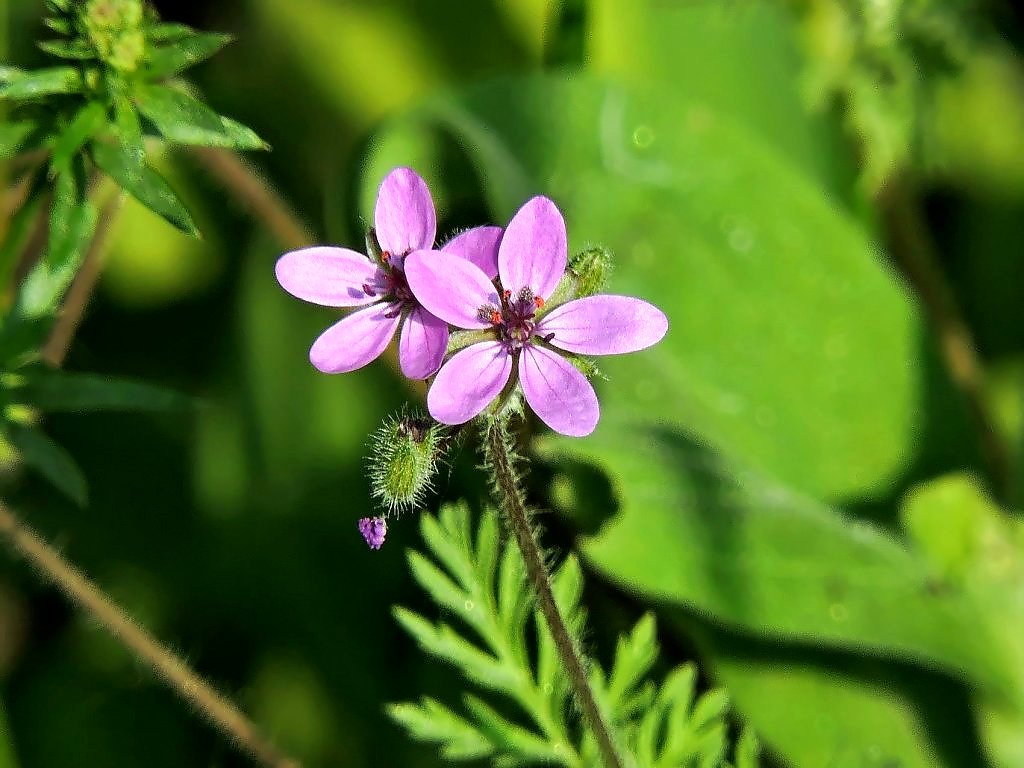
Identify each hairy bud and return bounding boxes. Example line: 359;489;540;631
568;246;613;298
367;408;446;513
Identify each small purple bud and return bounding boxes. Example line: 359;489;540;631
358;516;387;550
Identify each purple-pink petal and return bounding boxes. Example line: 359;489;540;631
498;196;567;300
399;306;449;379
309;302;401;373
441;225;502;279
537;295;669;355
427;342;512;425
374;167;436;256
404;250;499;330
519;345;599;437
275;247;381;307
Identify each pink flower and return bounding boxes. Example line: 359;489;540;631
405;196;668;437
275;167;502;379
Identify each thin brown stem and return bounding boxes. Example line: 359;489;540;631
877;177;1011;500
0;500;301;768
42;192;123;366
483;420;626;768
188;147;315;250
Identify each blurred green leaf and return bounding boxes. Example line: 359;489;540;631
0;699;18;768
50;101;107;174
366;75;921;499
134;84;266;150
387;698;491;761
5;422;87;506
732;729;760;768
90;140;197;235
0;67;83;100
143;33;232;79
0;120;41;159
8;369;190;412
538;422;1003;689
144;22;198;43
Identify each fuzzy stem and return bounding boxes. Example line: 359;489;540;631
0;500;301;768
482;419;626;768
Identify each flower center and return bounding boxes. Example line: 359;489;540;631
362;252;415;312
478;287;548;351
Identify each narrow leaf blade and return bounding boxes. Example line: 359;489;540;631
6;423;87;506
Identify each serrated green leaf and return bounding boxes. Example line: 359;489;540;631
8;370;190;412
143;33;232;79
421;509;475;589
407;551;478;627
386;698;493;761
605;613;659;714
89;140;197;235
5;423;87;506
0;67;83;100
49;101;107;172
37;39;95;60
463;695;568;764
690;690;730;733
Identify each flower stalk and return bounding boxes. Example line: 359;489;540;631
0;499;300;768
481;418;626;768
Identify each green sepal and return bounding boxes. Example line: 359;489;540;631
143;32;232;79
4;422;88;507
89;139;198;236
0;67;84;100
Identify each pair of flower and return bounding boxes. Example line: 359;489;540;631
275;167;667;438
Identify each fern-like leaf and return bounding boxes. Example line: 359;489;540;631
390;502;759;768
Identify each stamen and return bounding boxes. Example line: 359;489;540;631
381;251;391;263
534;296;545;309
502;289;511;300
362;283;377;296
542;332;555;343
489;310;502;325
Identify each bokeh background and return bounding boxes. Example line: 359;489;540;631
3;0;1024;766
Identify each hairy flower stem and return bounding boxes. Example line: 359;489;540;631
0;500;301;768
482;420;626;768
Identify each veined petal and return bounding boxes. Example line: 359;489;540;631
441;225;502;279
275;247;380;307
399;307;449;379
519;345;599;437
405;250;499;330
374;167;436;255
309;302;401;373
498;196;567;300
537;295;669;355
427;342;512;425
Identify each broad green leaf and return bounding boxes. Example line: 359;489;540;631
37;39;95;60
538;422;1004;691
49;101;107;171
901;475;1024;768
701;636;944;768
134;84;266;150
365;75;921;500
0;67;83;100
143;32;232;78
5;422;87;506
7;370;190;412
90;140;197;235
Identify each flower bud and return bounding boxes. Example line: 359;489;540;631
80;0;144;71
367;409;445;513
568;246;613;298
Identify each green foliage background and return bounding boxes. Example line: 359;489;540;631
3;0;1024;766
